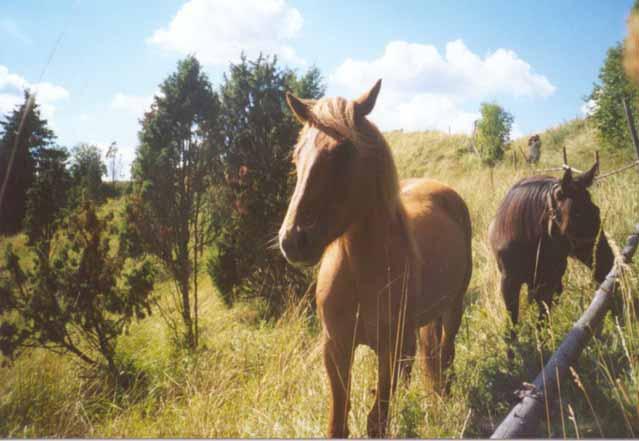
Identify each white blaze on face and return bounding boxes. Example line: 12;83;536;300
280;127;319;235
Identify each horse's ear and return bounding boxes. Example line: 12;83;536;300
560;167;573;191
354;79;382;119
286;93;314;123
576;161;599;188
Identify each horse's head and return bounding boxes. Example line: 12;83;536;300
278;80;386;265
552;161;614;281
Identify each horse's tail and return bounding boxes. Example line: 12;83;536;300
460;197;473;298
439;188;473;298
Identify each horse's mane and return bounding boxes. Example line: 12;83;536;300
494;176;556;242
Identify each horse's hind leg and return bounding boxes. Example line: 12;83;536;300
501;275;522;360
419;293;465;396
419;317;443;395
439;294;464;395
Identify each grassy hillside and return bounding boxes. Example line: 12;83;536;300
1;118;638;437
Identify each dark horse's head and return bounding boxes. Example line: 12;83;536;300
550;162;613;282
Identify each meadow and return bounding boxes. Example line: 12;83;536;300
1;117;638;438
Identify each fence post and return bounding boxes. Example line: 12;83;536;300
622;97;639;161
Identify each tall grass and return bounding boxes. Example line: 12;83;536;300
1;118;638;437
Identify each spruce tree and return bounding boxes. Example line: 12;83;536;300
123;56;222;348
0;92;56;234
208;55;324;311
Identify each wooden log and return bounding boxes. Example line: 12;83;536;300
491;224;639;439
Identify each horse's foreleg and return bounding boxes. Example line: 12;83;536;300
534;285;557;325
501;275;522;360
324;335;354;438
367;345;401;438
398;331;416;384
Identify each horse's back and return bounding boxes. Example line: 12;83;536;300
488;176;555;280
400;178;470;241
400;178;472;323
489;176;553;248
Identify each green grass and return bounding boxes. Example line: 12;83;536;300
1;118;638;437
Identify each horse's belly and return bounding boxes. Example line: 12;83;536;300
411;208;469;325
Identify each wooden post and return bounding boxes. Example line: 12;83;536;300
491;224;639;438
622;97;639;171
622;97;639;161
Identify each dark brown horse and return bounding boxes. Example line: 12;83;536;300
489;163;614;355
279;80;472;438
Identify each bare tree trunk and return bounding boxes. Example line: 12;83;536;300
179;271;195;349
193;204;200;348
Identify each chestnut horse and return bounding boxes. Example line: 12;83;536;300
488;165;614;357
279;80;472;438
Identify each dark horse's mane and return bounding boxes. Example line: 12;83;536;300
493;176;557;242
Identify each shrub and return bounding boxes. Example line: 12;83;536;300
206;54;323;313
0;201;155;376
588;42;639;151
476;102;513;165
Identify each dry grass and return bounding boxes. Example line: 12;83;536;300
1;118;638;437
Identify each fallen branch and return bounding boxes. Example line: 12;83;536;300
596;160;639;181
490;223;639;438
532;166;583;175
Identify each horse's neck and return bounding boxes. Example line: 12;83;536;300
342;200;405;266
340;199;421;308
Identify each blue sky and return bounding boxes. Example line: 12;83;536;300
0;0;634;177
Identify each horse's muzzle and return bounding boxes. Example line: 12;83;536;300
279;226;322;266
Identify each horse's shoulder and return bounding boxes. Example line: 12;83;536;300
316;241;355;306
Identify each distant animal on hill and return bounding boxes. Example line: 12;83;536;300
279;80;472;438
527;134;541;164
488;164;614;357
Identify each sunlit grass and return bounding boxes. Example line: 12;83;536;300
1;118;638;437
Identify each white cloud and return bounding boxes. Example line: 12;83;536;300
111;93;154;116
510;122;524;140
373;93;479;133
580;99;596;116
148;0;304;65
329;40;556;134
0;93;23;115
0;65;69;122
